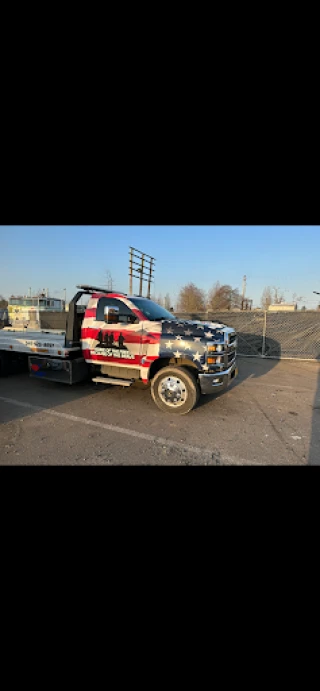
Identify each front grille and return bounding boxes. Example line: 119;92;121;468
207;331;236;370
207;355;235;371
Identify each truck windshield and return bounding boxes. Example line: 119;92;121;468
130;298;176;321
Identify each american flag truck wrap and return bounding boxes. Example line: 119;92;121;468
0;286;237;414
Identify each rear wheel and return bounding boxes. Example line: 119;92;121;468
151;366;200;415
0;351;10;377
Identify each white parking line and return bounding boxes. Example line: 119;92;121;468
0;395;245;465
239;381;314;391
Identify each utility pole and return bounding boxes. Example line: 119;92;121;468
105;271;114;292
139;253;145;297
129;248;133;295
242;275;247;300
241;275;247;310
128;247;155;297
147;258;154;299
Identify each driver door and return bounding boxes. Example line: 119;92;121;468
88;297;142;371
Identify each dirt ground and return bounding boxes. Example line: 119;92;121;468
0;357;319;465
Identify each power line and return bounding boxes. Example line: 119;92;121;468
129;247;155;297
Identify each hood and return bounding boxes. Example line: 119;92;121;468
162;318;228;337
158;318;231;371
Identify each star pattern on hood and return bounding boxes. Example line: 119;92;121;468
160;319;233;369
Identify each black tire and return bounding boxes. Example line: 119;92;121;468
0;351;10;377
151;366;200;415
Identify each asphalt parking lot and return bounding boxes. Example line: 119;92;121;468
0;357;319;465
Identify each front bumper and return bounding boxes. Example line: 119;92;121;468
198;361;238;395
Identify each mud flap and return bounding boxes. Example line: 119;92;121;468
29;356;89;384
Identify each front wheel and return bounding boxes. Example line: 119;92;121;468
151;366;200;415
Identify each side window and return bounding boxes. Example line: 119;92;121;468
96;298;137;324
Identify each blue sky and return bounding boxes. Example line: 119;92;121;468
1;226;319;309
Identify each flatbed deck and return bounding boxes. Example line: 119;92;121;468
0;327;80;359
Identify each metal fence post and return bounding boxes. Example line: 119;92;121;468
262;311;267;357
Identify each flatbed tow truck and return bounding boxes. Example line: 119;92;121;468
0;285;237;414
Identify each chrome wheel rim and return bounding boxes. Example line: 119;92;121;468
158;376;188;407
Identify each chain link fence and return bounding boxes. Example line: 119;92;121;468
36;309;320;360
175;311;320;360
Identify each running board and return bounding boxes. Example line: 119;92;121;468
92;376;133;387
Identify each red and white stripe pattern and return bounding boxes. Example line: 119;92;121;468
81;293;161;383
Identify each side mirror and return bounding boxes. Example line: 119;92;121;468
104;306;119;324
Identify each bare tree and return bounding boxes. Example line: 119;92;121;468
272;287;285;304
232;288;242;309
176;283;206;312
292;293;304;308
164;293;171;310
262;286;294;309
207;283;241;311
261;286;273;310
156;294;164;307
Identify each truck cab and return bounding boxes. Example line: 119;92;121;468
79;287;237;413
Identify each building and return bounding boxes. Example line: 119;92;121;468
268;303;297;312
8;291;65;327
